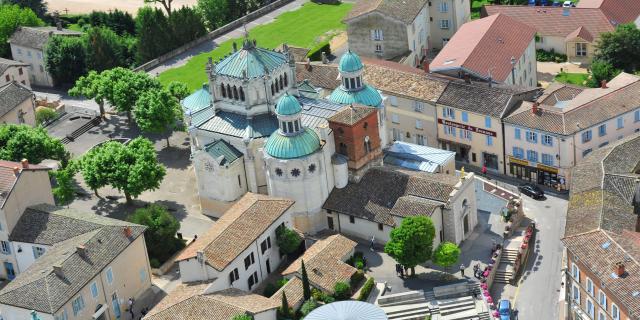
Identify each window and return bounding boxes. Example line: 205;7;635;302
598;291;607;309
586;277;594;296
32;246;45;259
244;252;255;270
526;131;538;143
372;29;383;41
440;19;450;29
611;304;619;320
391;113;399;124
486;135;493;146
4;75;8;82
54;309;68;320
260;237;271;254
389;96;398;106
17;48;22;55
392;128;402;141
541;153;554;166
513;147;524;159
139;267;147;283
1;241;10;254
599;141;609;148
349;216;355;224
598;124;607;137
527;150;538;163
582;148;593;157
415;119;423;129
414;101;424;112
416;134;425;145
586;299;594;317
598;312;606;320
515;128;521;140
582;130;592;143
541;135;553;146
229;268;239;284
90;282;99;299
616;117;623;129
106;267;113;284
576;43;587;57
439;1;449;12
635;110;640;122
375;44;383;53
572;284;580;303
248;271;259;290
443;107;455;119
462;111;468;122
71;296;85;316
485;116;492;128
378;223;383;231
460;130;472;140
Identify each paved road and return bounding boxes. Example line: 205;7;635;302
147;0;308;76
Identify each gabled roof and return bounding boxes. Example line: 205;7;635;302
345;0;428;24
0;58;28;76
8;27;82;50
0;82;33;117
436;81;535;118
204;140;243;166
176;193;294;271
565;26;594;42
430;14;537;83
0;160;49;208
577;0;640;25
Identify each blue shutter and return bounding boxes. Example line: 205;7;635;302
485;116;492;128
515;128;521;139
462;112;468;122
486;135;493;146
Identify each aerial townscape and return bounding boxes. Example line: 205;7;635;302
0;0;639;319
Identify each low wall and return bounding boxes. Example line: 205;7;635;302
135;0;295;73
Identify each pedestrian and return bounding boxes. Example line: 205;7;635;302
403;265;408;276
459;264;465;277
399;265;404;277
481;165;487;176
395;264;401;276
128;298;134;319
370;236;375;251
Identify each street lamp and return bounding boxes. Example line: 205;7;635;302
510;56;517;85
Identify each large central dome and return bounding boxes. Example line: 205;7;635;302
215;40;288;78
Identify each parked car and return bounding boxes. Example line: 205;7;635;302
563;0;575;7
499;299;513;320
518;183;545;200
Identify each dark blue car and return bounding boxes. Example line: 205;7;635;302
499;300;512;320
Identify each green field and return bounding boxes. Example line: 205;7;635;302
554;72;589;86
158;2;353;91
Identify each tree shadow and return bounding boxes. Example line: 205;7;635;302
90;197;188;223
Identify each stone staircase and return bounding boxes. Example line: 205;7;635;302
379;291;433;320
494;248;518;284
60;115;101;144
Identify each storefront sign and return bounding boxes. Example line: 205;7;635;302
508;156;529;167
537;163;559;174
437;119;497;137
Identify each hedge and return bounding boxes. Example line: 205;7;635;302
307;41;331;61
357;277;375;301
536;49;567;63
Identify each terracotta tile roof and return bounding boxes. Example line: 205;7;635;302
436;81;535;118
430;14;536;83
565;26;594;42
390;195;441;218
538;82;584;106
345;0;428;24
295;62;341;90
578;0;640;25
328;104;376;126
146;286;278;320
562;230;640;318
0;160;49;208
271;276;305;308
176;193;294;271
482;5;614;39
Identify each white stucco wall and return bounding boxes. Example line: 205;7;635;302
331;211;392;244
1;66;30;88
535;36;566;55
504;40;537;87
12;242;50;273
193;149;247;213
9;44;52;87
447;174;478;245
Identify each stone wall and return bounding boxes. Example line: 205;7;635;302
346;13;409;61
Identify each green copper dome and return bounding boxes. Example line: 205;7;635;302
215;42;288;78
264;128;321;159
329;84;383;107
339;50;364;73
276;94;302;116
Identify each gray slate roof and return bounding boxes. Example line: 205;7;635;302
0;82;32;118
0;58;28;76
436;81;537;118
323;166;459;226
8;27;82;50
0;204;145;314
346;0;429;24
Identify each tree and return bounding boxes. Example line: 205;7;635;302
197;0;229;30
35;107;58;125
128;204;184;263
301;259;311;301
587;60;621;88
135;7;172;63
84;27;130;71
333;282;351;301
432;242;461;273
231;315;252;320
167;81;191;100
69;71;107;116
594;23;640;73
275;225;302;255
44;35;87;86
145;0;174;16
168;7;206;46
134;89;182;147
101;67;161;122
384;216;436;275
0;124;68;164
280;291;290;319
300;299;319;316
0;4;43;58
5;0;47;18
87;9;136;35
51;161;79;206
79;142;115;196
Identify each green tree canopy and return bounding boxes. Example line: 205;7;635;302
167;81;191;101
300;299;319;316
133;89;182;147
69;70;107;116
587;60;622;88
135;7;172;63
51;160;79;206
594;23;640;73
5;0;47;18
44;35;87;86
99;67;161;122
432;242;461;273
384;216;436;275
197;0;229;30
87;9;136;35
0;4;43;58
0;124;68;164
168;7;206;46
275;225;302;255
84;27;131;72
301;259;311;301
280;291;290;318
128;204;184;263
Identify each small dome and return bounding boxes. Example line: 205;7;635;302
329;84;383;107
276;94;302;116
264;128;321;159
339;50;364;73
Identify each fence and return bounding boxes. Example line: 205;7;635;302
134;0;295;73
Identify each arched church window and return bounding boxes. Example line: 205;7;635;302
279;75;283;89
287;122;294;133
308;164;316;173
227;85;232;99
239;87;245;101
233;86;239;100
349;78;356;89
275;168;283;176
275;80;280;92
284;73;288;86
364;136;371;154
291;168;301;177
221;84;226;98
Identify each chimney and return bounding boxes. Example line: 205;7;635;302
13;166;20;176
614;262;625;277
232;42;238;52
532;102;539;115
21;159;28;169
423;60;430;73
53;264;64;278
463;73;471;84
601;80;608;89
321;52;328;64
305;58;311;71
76;245;87;258
123;226;132;238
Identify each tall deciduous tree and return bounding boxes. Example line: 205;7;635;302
128;204;184;263
144;0;174;16
51;160;79;206
0;124;68;164
0;4;43;58
432;242;461;273
594;23;640;73
5;0;47;18
44;35;87;86
84;27;129;71
167;81;191;100
587;60;621;88
301;259;311;301
384;216;436;275
100;67;161;122
168;6;206;47
134;89;182;147
197;0;229;30
69;70;107;116
135;7;172;63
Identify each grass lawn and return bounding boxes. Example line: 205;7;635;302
158;2;353;92
67;23;83;31
554;72;589;86
471;0;490;19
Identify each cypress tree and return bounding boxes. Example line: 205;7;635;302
301;259;311;301
280;291;290;318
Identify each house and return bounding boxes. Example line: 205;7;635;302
0;82;36;126
0;204;152;320
272;234;357;309
562;133;640;320
384;141;456;174
0;58;29;88
430;14;538;87
482;2;640;64
503;72;640;188
8;26;82;87
0;160;53;280
175;193;294;291
144;285;279;320
436;81;538;174
323;166;477;246
344;0;470;66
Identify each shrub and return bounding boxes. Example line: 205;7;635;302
277;278;289;288
276;226;302;255
263;283;278;297
129;204;185;264
307;40;331;61
36;107;58;125
232;314;252;320
150;258;161;268
350;270;365;288
333;281;351;300
358;277;375;301
300;299;319;316
536;49;567;63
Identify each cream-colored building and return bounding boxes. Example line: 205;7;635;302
0;58;29;88
0;82;36;127
428;0;471;50
0;205;152;320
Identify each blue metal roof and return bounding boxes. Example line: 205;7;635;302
276;93;302;115
305;301;388;320
338;50;364;73
198;111;278;138
215;44;288;78
329;84;383;107
384;142;456;173
264;128;321;159
204;139;243;165
182;85;211;115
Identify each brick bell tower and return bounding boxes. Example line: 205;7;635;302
328;104;383;182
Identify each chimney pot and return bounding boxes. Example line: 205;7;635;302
13;166;20;176
305;58;311;71
123;226;132;238
21;159;28;169
532;102;539;115
53;264;64;278
601;80;608;89
424;60;431;73
463;73;471;84
76;245;87;257
614;262;625;276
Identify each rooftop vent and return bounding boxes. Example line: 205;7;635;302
123;226;132;238
53;264;64;278
76;245;87;258
601;241;611;249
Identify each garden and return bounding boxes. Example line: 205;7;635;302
157;2;353;91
